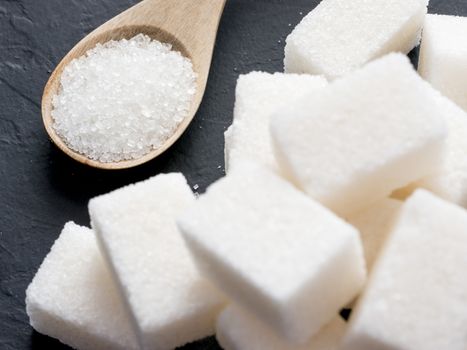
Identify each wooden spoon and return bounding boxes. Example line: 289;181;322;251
42;0;226;170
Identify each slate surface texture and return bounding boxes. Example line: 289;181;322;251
0;0;465;349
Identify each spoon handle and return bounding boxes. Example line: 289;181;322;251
137;0;226;51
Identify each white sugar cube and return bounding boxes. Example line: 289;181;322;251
419;14;467;111
392;95;467;207
272;54;447;217
88;174;225;350
415;96;467;207
177;162;365;344
225;72;327;172
25;222;138;350
216;305;347;350
342;190;467;350
348;198;402;272
285;0;427;78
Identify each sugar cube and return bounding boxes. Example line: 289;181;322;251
25;222;138;350
419;14;467;112
342;190;467;350
348;198;402;272
216;305;346;350
284;0;427;78
415;96;467;206
225;72;327;172
177;161;365;344
88;174;225;350
271;54;447;217
392;95;467;207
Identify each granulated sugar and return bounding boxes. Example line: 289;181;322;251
52;34;197;162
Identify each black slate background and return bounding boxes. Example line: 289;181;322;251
0;1;465;349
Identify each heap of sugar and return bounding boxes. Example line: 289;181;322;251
25;222;138;350
224;72;327;172
52;34;197;163
271;54;447;217
342;190;467;350
88;174;225;350
177;161;365;344
419;14;467;111
284;0;427;78
348;198;402;272
216;305;347;350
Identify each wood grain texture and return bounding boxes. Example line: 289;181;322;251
42;0;226;170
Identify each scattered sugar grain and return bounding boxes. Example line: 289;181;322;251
52;34;196;163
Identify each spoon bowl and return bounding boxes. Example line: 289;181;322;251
42;0;226;169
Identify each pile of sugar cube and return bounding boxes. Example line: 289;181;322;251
26;0;467;349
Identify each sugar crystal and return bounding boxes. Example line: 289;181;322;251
52;34;197;162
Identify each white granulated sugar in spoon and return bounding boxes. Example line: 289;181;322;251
51;34;197;163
